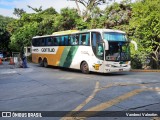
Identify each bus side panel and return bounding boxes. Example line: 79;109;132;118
69;46;91;69
61;46;79;68
32;46;65;66
51;46;65;66
59;46;71;67
70;46;105;72
32;53;39;63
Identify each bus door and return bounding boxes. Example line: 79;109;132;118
91;32;105;72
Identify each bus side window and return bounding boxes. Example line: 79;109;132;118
64;36;69;46
76;34;79;45
91;32;102;58
68;35;72;46
85;33;90;45
91;32;101;47
38;38;42;46
61;36;65;46
69;35;75;45
71;34;78;45
47;37;52;46
32;39;36;46
41;38;45;46
80;33;90;46
57;36;61;46
51;37;54;46
53;37;58;46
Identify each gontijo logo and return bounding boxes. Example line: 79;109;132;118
41;48;55;52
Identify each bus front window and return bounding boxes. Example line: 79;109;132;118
103;32;130;61
105;42;130;61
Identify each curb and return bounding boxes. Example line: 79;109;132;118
131;69;160;72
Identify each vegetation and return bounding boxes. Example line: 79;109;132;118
0;15;14;51
0;0;159;69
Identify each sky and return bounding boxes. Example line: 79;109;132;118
0;0;130;18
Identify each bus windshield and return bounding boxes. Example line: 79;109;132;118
103;32;128;41
105;42;130;61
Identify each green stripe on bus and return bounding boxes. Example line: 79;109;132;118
59;46;71;67
63;46;78;67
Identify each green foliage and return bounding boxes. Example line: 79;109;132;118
27;5;42;13
129;0;160;69
76;18;88;30
10;22;38;51
13;8;26;18
8;7;57;51
104;2;132;28
40;7;57;15
53;8;80;31
0;15;14;50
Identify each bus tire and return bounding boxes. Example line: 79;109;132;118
43;58;48;68
39;58;44;67
80;61;90;74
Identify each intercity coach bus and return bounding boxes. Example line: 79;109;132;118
32;29;137;73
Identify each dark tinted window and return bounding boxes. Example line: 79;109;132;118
69;34;79;46
32;33;90;46
91;32;101;47
79;33;90;46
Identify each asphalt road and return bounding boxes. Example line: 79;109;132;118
0;61;160;120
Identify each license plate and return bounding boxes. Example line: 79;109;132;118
119;69;123;71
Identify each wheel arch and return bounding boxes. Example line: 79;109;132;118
38;57;43;63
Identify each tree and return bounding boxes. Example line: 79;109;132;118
53;8;81;31
27;5;43;13
104;2;132;28
13;8;26;17
10;22;39;51
68;0;107;21
0;15;14;51
129;0;160;69
8;7;57;51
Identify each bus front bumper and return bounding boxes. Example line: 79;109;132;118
104;67;131;73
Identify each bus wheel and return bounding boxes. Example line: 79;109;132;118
39;58;44;67
81;61;89;74
43;58;48;68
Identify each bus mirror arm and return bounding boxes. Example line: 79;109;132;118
131;40;138;50
103;40;109;50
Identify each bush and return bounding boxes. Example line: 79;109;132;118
131;55;142;69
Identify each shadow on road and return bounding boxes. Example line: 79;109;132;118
39;65;135;76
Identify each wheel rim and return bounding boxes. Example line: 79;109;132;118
44;61;47;67
83;63;88;72
44;59;48;67
39;59;43;66
81;62;89;73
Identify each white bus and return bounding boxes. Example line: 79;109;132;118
32;29;136;73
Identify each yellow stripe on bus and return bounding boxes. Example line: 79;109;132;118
32;46;65;66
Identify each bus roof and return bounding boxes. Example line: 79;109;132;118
85;29;126;34
32;29;126;39
52;30;79;35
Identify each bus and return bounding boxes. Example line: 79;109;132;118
32;29;137;73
